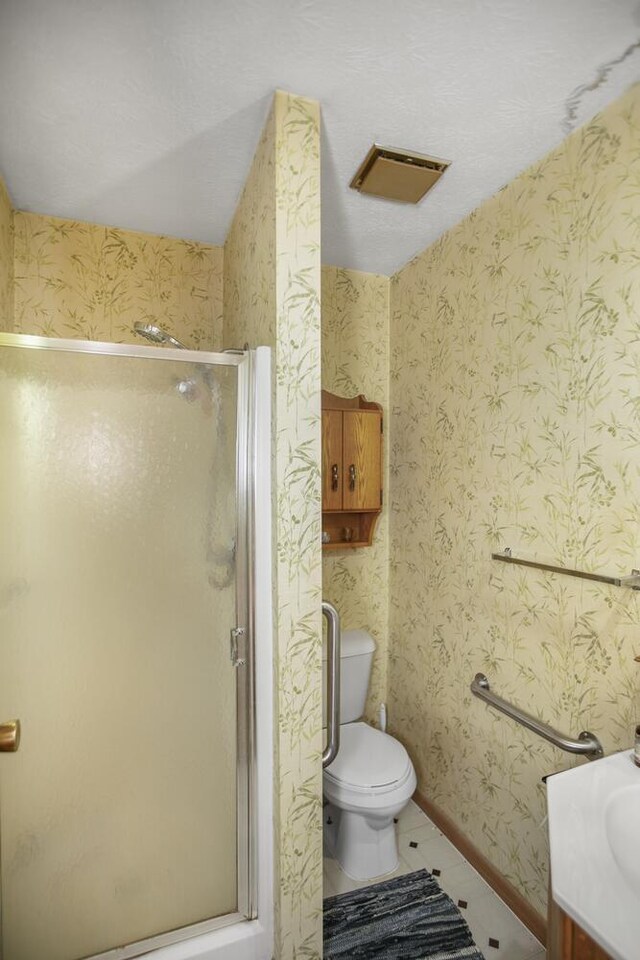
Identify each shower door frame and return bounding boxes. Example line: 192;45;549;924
0;333;274;960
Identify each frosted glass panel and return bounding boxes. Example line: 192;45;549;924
0;346;239;960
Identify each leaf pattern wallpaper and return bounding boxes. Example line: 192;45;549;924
225;91;323;960
12;212;223;348
0;174;13;331
388;84;640;916
223;101;275;351
321;265;390;722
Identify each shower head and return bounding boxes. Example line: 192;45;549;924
133;322;187;350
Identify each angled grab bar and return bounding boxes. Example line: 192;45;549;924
471;673;603;761
322;601;341;768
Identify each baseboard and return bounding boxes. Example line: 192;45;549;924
413;790;547;947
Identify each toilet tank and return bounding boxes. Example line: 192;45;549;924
322;628;376;724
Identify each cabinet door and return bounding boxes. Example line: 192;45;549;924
322;410;343;510
548;900;612;960
342;410;382;511
573;926;611;960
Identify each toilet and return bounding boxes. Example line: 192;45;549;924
323;629;417;881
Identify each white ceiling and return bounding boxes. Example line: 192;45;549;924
0;0;638;276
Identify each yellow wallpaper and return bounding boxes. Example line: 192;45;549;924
321;265;390;722
223;104;275;350
224;91;323;960
13;212;223;348
0;173;13;331
389;85;640;916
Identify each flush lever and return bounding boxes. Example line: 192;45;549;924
0;720;20;753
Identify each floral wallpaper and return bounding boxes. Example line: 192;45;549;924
224;91;323;960
321;265;390;723
0;173;13;331
223;103;275;351
389;84;640;917
13;212;223;348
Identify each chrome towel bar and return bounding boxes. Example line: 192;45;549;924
471;673;604;760
492;547;640;590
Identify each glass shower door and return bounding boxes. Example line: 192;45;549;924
0;335;252;960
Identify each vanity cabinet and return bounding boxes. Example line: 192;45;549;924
549;901;612;960
321;390;383;549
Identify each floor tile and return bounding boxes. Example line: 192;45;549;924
464;890;542;960
322;833;332;858
400;826;464;873
435;858;494;905
323;851;413;896
396;799;438;834
323;865;336;898
323;856;360;895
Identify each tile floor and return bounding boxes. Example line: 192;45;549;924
323;800;546;960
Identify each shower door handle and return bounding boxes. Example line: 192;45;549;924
322;601;341;768
0;719;20;753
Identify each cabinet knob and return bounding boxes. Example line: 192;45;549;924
331;463;339;491
349;464;357;490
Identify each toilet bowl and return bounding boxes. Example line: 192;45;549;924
322;629;417;881
324;721;417;879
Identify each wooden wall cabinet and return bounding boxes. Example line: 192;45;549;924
321;390;383;550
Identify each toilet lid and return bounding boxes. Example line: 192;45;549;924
324;722;412;789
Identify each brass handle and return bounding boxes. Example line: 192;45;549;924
349;464;356;491
331;463;339;491
0;719;20;753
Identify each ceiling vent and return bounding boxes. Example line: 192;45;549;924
350;144;450;203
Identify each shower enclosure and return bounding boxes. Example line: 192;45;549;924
0;333;273;960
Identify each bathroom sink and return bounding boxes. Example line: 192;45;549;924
604;784;640;891
547;751;640;960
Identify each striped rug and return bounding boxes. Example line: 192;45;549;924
323;868;485;959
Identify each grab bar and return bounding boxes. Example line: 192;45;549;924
322;601;341;768
471;673;603;760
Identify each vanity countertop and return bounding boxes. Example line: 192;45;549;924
547;749;640;960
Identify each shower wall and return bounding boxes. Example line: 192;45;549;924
321;265;390;723
0;174;13;331
224;90;323;960
12;211;223;347
388;85;640;917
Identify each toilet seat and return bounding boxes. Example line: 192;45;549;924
324;722;414;799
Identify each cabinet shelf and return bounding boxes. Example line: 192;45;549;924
321;509;380;549
322;507;381;515
322;540;370;551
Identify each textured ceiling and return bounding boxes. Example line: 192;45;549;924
0;0;638;275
